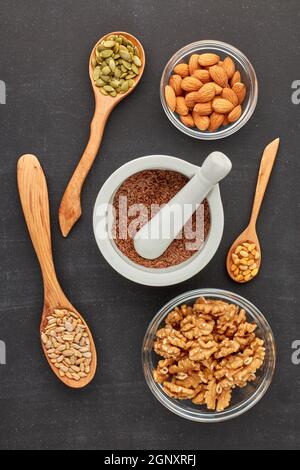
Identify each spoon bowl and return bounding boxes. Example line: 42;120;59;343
59;32;145;237
226;228;261;283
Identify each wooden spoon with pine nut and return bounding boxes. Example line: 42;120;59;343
59;32;145;238
17;155;97;388
227;138;280;283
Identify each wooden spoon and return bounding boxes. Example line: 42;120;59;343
226;138;280;283
59;32;145;237
17;154;97;388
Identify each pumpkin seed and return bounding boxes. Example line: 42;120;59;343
114;68;122;78
121;81;129;92
100;75;111;83
131;64;139;75
109;59;116;72
122;60;132;70
91;56;97;67
134;46;140;57
99;87;108;95
133;56;142;67
119;50;132;62
93;66;101;80
104;40;115;48
103;85;115;92
102;66;111;76
110;90;117;97
100;49;113;58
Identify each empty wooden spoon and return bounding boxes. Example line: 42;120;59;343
17;154;97;388
59;32;145;237
227;138;280;283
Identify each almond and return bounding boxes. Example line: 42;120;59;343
165;85;176;112
181;76;203;92
231;71;241;87
176;96;189;116
223;114;229;126
185;91;198;109
193;101;213;116
223;57;236;79
174;63;190;78
180;114;195;128
189;54;200;75
197;83;216;103
198;53;220;67
228;105;242;123
192;69;211;83
213;83;223;95
212;98;235;114
169;74;182;96
209;65;228;87
209;112;224;132
232;82;247;104
221;87;239;106
193;112;210;131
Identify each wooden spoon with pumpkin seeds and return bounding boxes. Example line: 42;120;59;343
59;32;145;237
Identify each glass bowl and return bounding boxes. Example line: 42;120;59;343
142;289;275;422
160;40;258;140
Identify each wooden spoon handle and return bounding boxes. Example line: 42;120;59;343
250;138;280;226
17;155;61;297
59;103;110;237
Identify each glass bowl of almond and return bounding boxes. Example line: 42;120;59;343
160;40;258;139
142;289;275;422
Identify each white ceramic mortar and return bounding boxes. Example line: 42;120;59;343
93;155;224;286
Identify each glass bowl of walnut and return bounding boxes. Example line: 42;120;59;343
143;289;275;422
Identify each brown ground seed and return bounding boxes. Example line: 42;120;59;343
113;170;211;268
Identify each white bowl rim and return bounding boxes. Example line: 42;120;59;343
93;155;224;286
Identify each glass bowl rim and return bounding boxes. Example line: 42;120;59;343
160;39;258;140
142;288;276;423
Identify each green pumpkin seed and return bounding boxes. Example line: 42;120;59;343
110;90;117;97
122;60;132;70
97;44;106;52
121;81;129;92
95;78;105;87
119;44;128;51
91;56;97;67
120;72;128;78
96;56;104;65
93;66;101;80
109;79;120;88
127;46;134;53
126;73;136;80
101;66;111;76
114;68;122;78
115;37;122;44
134;46;140;57
133;56;142;67
103;85;115;92
100;49;113;58
114;53;120;60
104;40;115;48
113;43;120;54
109;59;116;72
128;79;135;88
131;64;139;75
100;75;111;83
119;50;132;62
99;87;108;95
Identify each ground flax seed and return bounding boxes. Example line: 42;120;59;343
113;170;211;268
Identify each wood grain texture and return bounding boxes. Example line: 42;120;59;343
59;31;145;237
17;155;97;388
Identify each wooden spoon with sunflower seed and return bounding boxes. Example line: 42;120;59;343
18;154;97;388
59;32;145;237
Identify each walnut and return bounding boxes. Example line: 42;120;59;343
189;339;219;361
152;298;266;413
163;381;197;400
154;327;187;358
180;315;215;339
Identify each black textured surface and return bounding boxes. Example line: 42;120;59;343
0;0;299;450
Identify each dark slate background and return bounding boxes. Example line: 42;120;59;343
0;0;299;450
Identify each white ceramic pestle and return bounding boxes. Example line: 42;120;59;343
134;152;232;260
